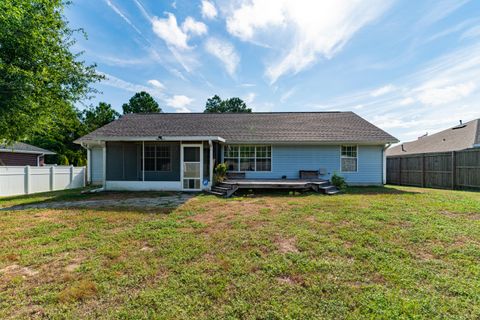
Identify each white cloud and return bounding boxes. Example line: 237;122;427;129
399;97;415;106
105;0;142;35
280;88;296;103
307;43;480;142
133;0;151;22
101;72;165;100
461;25;480;40
244;92;256;104
417;82;476;106
225;0;393;83
204;37;240;76
152;13;189;50
147;79;165;90
166;95;194;112
201;0;218;19
181;17;208;36
370;84;396;97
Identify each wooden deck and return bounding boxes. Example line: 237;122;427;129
221;179;330;189
210;178;340;197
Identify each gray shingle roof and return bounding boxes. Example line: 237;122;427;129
75;112;398;144
0;142;56;155
386;119;480;156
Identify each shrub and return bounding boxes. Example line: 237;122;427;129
214;162;228;184
58;154;69;165
331;173;347;190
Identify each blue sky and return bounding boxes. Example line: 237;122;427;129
66;0;480;142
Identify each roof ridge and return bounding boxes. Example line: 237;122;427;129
123;111;348;116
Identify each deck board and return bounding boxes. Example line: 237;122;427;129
221;179;329;189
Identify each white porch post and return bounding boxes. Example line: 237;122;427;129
209;140;214;189
102;145;106;187
86;148;91;184
142;141;145;182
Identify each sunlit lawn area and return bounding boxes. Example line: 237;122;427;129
0;186;479;319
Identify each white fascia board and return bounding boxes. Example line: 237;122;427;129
0;149;54;155
80;136;226;143
223;140;395;145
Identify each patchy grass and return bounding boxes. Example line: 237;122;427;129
0;186;479;319
0;187;173;209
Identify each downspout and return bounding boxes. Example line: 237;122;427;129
209;140;214;190
382;143;392;185
36;153;44;166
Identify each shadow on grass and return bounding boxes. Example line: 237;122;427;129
0;187;194;212
231;185;419;198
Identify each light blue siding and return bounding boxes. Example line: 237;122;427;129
244;144;383;185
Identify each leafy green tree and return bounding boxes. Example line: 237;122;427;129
0;0;103;143
204;95;252;113
122;91;161;114
27;106;87;166
82;102;119;132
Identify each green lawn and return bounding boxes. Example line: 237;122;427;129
0;186;479;319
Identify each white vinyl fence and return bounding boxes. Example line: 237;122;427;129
0;166;86;197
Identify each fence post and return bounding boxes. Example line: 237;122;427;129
50;166;55;191
422;154;426;188
70;165;74;188
451;151;456;190
398;157;402;185
25;165;31;194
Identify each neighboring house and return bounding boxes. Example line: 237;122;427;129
0;142;55;166
386;119;480;156
74;112;398;191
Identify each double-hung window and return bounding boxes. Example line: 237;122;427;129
224;145;271;172
142;145;171;172
341;145;357;172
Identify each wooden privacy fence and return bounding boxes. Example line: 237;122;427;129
387;149;480;189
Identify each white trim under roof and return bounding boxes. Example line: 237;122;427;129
0;149;55;155
77;136;226;143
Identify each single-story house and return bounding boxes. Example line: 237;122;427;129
74;112;398;191
0;142;56;166
386;118;479;156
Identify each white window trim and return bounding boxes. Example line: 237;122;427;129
340;145;358;173
142;144;172;172
224;145;273;173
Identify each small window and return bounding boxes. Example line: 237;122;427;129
341;145;357;172
142;145;171;172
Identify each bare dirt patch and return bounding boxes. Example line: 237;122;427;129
276;236;299;253
440;210;480;220
1;193;194;211
0;264;39;278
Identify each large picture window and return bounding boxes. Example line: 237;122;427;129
142;145;171;172
341;145;357;172
224;145;271;172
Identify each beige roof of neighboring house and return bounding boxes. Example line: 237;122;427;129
386;119;480;156
75;112;398;144
0;142;55;155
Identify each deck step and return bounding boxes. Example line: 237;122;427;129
207;185;239;198
325;189;341;195
206;190;226;196
212;186;230;191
